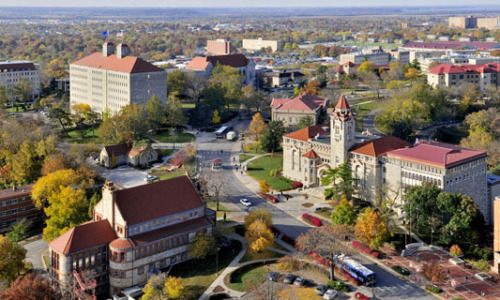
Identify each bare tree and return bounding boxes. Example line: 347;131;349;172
185;71;206;101
202;172;227;211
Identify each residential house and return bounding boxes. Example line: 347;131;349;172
99;143;161;168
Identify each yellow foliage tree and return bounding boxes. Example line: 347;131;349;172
357;61;375;74
183;143;197;157
354;207;389;250
245;219;274;252
259;180;270;194
249;113;266;140
0;235;26;283
164;276;185;299
404;68;419;81
212;109;221;124
71;103;92;118
244;209;273;230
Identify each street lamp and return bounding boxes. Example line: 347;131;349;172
215;247;221;275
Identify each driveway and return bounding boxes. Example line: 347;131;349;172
97;164;148;188
23;238;49;271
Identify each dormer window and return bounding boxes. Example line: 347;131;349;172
341;109;346;114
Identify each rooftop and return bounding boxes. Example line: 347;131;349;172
428;63;500;74
402;41;499;51
72;52;164;74
271;93;327;112
0;184;33;201
284;125;329;142
186;54;250;70
0;61;37;71
350;136;412;157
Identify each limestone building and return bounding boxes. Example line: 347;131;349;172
49;176;215;296
427;63;500;91
0;184;44;234
242;38;278;53
339;48;391;66
70;42;167;116
270;93;328;129
185;54;256;86
0;61;40;100
282;95;490;222
494;196;500;273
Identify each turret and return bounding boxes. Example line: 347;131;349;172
330;95;356;167
116;43;130;59
102;42;115;57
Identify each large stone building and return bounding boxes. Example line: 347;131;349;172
0;61;40;100
185;54;256;86
449;16;500;30
283;95;490;223
0;185;44;234
270;93;328;129
340;47;391;66
427;63;500;91
49;176;215;296
206;39;232;55
70;42;167;116
242;38;278;53
399;41;499;61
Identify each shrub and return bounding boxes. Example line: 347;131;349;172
352;241;373;254
425;285;442;293
326;280;351;292
371;251;380;259
469;247;493;261
391;265;410;276
302;213;322;227
450;244;463;257
324;188;333;199
467;259;491;271
276;255;301;271
292;181;303;189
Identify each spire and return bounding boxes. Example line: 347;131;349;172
335;94;350;110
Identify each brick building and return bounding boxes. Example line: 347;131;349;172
49;176;215;297
0;185;44;234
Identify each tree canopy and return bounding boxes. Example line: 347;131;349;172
261;120;285;153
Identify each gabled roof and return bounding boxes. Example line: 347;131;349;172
185;57;211;70
303;150;320;159
114;175;205;225
271;93;326;111
0;184;33;201
72;53;164;74
50;220;116;255
103;144;131;157
386;140;487;168
335;95;350;110
350;136;412;157
284;125;328;142
207;54;249;68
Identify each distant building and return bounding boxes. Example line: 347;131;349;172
0;185;44;234
49;177;215;296
55;78;70;93
99;143;161;168
261;70;305;88
0;61;40;100
242;38;278;53
488;174;500;228
270;93;328;129
449;16;500;30
400;41;500;61
340;47;391;66
494;196;500;272
206;39;232;56
70;42;167;116
427;63;500;91
185;54;256;86
420;54;500;74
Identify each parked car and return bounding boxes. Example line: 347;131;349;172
293;277;306;286
144;175;159;182
268;272;279;282
284;274;296;284
265;194;278;203
239;199;252;206
323;289;338;299
316;284;329;296
354;292;370;300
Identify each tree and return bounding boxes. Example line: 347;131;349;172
0;235;26;283
244;209;273;230
261;120;285;154
164;276;185;299
321;162;356;200
404;182;441;236
165;95;187;128
209;64;243;112
189;232;216;260
142;274;166;300
249;113;266;140
245;219;274;252
354;207;389;250
146;94;165;131
0;273;60;300
259;180;270;194
167;69;186;96
212;109;221;124
357;61;374;75
183;143;197;157
98;103;149;145
404;68;419;81
297;116;314;129
301;80;320;96
421;263;447;285
48;107;71;137
42;153;67;176
7;219;28;243
331;195;357;225
14;79;33;107
0;86;9;109
185;71;206;101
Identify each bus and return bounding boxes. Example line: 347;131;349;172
334;254;376;286
215;126;229;138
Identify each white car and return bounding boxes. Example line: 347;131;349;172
144;175;159;182
239;199;252;206
323;289;338;300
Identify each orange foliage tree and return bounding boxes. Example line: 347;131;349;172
354;207;389;250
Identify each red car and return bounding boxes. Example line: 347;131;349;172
265;194;278;203
355;292;370;300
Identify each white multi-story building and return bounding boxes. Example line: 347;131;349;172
242;38;278;53
0;61;40;100
339;47;392;66
427;63;500;91
70;42;167;116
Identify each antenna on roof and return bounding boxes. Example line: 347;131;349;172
414;138;419;146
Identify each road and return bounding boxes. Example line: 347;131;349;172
23;238;48;273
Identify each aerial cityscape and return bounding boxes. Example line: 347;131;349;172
0;2;499;300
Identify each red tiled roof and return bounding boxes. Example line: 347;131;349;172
185;57;211;70
0;62;37;71
387;140;487;168
50;220;116;255
335;95;350;110
303;150;320;159
0;184;33;201
103;144;131;157
72;52;163;74
109;238;135;250
350;136;412;157
115;175;205;225
131;217;212;246
207;54;249;68
402;41;498;51
428;63;500;75
271;93;326;111
284;125;328;142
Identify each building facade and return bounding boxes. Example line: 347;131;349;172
0;185;44;234
185;54;256;86
282;95;490;222
242;38;278;53
0;61;40;100
449;16;500;30
340;48;391;66
99;143;161;168
206;39;232;55
494;196;500;273
70;42;167;116
49;176;215;297
427;63;500;91
270;93;328;129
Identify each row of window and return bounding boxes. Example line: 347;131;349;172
402;172;442;186
111;252;188;278
0;70;37;74
0;196;31;207
129;211;200;236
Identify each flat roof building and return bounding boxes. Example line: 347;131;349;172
0;61;40;100
0;184;44;234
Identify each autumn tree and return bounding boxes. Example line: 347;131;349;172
98;104;149;145
6;219;28;243
357;61;374;75
48;107;71;137
42;153;67;176
244;209;273;230
212;109;221;124
259;180;270;194
164;276;185;299
261;120;285;154
0;273;60;300
146;94;166;131
301;80;320;96
249;112;266;140
189;232;216;260
297;116;314;129
183;143;197;157
245;219;274;252
142;274;166;300
0;235;26;283
331;195;357;225
354;207;389;250
404;68;419;81
208;64;243;112
167;69;186;96
421;263;447;285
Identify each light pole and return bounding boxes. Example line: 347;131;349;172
215;247;221;275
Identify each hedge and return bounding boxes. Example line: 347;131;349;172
302;213;322;227
391;265;410;276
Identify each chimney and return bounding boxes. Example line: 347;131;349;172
116;43;130;59
12;185;16;192
102;42;115;57
102;181;116;227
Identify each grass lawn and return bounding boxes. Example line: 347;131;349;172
206;201;231;219
169;240;242;300
63;128;100;144
246;154;293;191
240;242;286;263
154;131;195;143
314;207;333;220
243;142;265;154
227;264;268;292
42;254;49;270
239;154;255;163
353;100;378;132
150;158;195;180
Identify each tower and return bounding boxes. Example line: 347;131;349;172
102;42;115;57
330;95;356;168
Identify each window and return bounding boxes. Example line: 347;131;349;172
138;267;144;275
120;252;124;262
120;272;124;278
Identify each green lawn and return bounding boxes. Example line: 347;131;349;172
314;207;333;220
243;142;265;154
169;240;242;300
239;243;286;263
353;100;378;132
160;148;177;157
239;154;255;163
227;264;269;292
246;155;293;191
150;157;195;180
63;128;100;144
206;201;231;219
154;131;195;143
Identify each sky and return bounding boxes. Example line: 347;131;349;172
0;0;498;7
